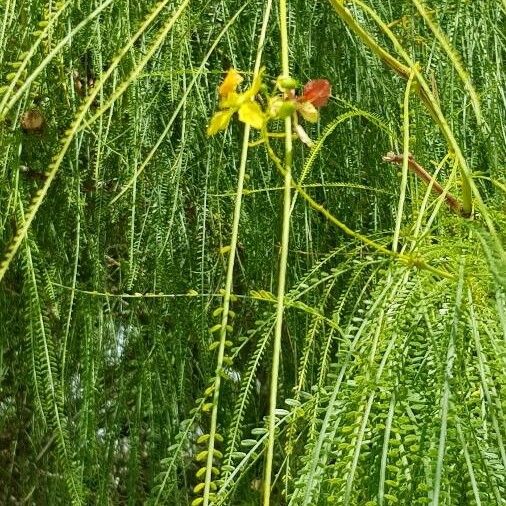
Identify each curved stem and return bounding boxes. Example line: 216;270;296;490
383;152;463;215
262;127;454;281
328;0;474;217
392;68;416;253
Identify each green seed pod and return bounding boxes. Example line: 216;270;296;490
277;100;296;118
269;96;296;119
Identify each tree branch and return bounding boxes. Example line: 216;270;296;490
382;152;469;217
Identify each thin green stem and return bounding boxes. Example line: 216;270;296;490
202;129;251;506
263;0;292;503
392;67;416;252
202;2;274;505
378;394;396;505
433;263;465;504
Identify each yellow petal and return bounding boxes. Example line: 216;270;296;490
238;101;264;129
297;101;319;123
207;109;234;136
219;68;243;97
219;91;241;109
242;67;265;101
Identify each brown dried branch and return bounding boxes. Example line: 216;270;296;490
382;152;468;216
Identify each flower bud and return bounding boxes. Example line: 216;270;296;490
269;97;296;119
276;76;299;92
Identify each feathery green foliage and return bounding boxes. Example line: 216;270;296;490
0;0;504;504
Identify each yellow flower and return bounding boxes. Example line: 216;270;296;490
207;68;265;136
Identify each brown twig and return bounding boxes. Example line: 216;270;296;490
382;152;468;216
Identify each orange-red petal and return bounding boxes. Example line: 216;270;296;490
301;79;331;108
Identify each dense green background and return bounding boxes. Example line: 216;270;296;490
0;0;504;504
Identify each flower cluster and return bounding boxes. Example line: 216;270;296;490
207;68;265;135
207;68;331;137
